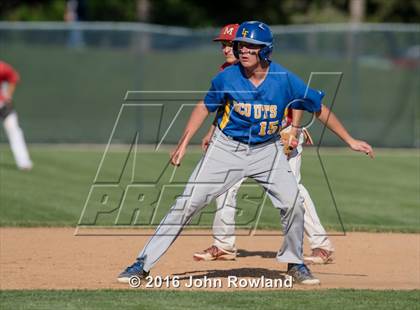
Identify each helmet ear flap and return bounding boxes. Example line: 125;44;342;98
233;41;240;59
258;44;273;62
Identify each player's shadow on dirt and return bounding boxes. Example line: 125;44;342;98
237;249;277;258
173;268;287;281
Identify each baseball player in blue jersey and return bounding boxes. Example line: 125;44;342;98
193;24;374;264
118;21;371;285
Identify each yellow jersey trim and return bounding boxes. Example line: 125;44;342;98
220;100;231;130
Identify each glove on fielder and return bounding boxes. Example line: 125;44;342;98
280;127;314;156
280;130;299;155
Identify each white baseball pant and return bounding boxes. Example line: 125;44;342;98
2;111;33;170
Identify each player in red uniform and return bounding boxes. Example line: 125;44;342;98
0;61;33;170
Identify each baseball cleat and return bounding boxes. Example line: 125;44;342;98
18;162;33;171
287;263;320;285
304;248;334;265
117;258;149;283
193;245;237;261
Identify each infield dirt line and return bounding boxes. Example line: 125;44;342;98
0;228;419;290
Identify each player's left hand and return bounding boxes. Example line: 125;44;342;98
349;139;374;158
280;130;299;156
170;144;187;166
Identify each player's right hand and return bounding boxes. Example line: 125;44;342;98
201;134;212;152
170;145;187;166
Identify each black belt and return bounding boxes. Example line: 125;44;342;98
0;105;14;119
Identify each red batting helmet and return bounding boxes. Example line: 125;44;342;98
213;24;240;42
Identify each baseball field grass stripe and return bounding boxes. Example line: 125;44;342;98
1;290;419;310
0;146;418;232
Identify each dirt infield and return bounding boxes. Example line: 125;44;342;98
1;228;419;290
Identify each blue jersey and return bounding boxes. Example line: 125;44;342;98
204;62;324;145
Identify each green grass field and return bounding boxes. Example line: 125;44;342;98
0;146;418;232
1;290;419;310
1;146;419;309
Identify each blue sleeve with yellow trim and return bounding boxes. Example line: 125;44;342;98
204;77;225;112
287;71;324;113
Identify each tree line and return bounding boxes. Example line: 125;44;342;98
1;0;419;25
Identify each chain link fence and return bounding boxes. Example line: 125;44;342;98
0;22;418;147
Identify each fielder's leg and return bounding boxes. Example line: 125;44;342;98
3;111;33;170
299;185;334;252
288;135;334;263
212;178;243;252
193;178;243;261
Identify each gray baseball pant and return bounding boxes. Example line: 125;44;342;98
138;127;305;271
